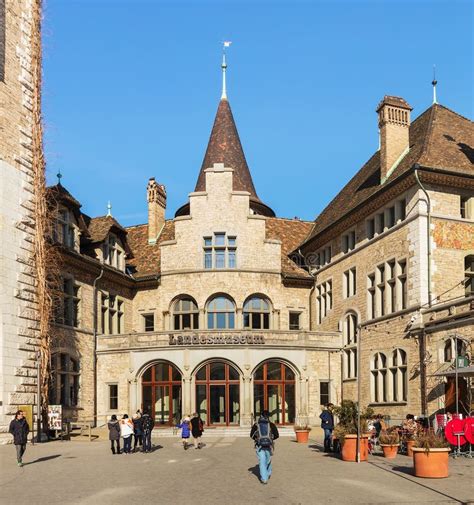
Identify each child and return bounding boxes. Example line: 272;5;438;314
176;415;191;450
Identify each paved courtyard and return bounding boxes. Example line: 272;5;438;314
0;434;473;505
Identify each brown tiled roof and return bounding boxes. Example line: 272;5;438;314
86;215;127;243
265;217;313;279
302;104;473;247
183;98;274;217
126;221;175;278
46;184;90;237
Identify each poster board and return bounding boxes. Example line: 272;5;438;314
48;405;62;431
18;405;33;430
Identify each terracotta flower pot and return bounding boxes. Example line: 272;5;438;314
412;447;450;478
295;430;310;443
406;440;415;457
341;434;369;462
380;444;399;459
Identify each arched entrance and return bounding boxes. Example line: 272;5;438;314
195;361;240;426
253;361;296;425
142;362;182;426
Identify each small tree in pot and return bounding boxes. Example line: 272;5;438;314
412;431;451;478
379;428;400;458
332;401;374;462
294;424;312;443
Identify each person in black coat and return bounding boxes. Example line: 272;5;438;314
190;412;204;449
141;411;154;453
9;410;30;466
107;414;121;454
132;412;143;452
319;403;335;452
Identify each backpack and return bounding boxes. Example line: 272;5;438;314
255;420;273;449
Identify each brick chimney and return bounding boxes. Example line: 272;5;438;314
147;177;166;243
376;96;412;182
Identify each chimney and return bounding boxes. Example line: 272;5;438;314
147;177;166;243
376;96;412;182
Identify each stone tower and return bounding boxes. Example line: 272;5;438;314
0;0;43;442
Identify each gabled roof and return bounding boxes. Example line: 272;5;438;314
301;104;474;248
125;221;175;278
176;98;275;217
265;217;313;280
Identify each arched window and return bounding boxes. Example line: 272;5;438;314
371;352;387;403
243;296;271;329
443;337;467;363
390;349;407;402
207;296;235;329
173;297;199;330
343;313;357;379
48;353;79;407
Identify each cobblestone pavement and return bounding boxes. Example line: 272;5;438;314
0;436;472;505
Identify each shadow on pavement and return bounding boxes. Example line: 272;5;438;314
247;465;260;481
24;454;61;466
390;465;414;476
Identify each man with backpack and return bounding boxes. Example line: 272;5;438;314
250;410;279;484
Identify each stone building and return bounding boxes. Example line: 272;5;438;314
46;64;473;429
298;94;474;421
0;0;42;441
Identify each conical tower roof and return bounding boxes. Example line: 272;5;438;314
175;98;274;217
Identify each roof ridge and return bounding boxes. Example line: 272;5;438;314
435;103;473;123
268;216;313;224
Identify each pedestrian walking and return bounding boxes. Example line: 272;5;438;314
132;412;143;452
176;415;191;450
319;403;334;453
190;412;204;449
120;414;134;454
141;411;154;453
9;410;30;467
250;410;279;485
108;414;121;455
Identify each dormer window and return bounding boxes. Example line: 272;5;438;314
55;208;75;249
103;234;124;271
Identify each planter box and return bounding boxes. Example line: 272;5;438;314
341;434;369;462
295;430;310;443
412;447;450;478
380;443;399;459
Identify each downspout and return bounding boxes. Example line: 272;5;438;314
93;266;104;427
414;165;431;417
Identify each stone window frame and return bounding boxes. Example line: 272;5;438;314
49;352;80;407
203;232;237;270
342;312;358;380
172;296;199;330
370;348;408;405
142;313;155;332
389;348;407;403
206;294;236;330
243;295;272;330
442;337;468;364
54;275;80;328
460;195;474;220
314;245;332;270
54;206;76;250
316;279;333;323
108;383;119;410
103;233;125;271
343;267;357;298
319;380;330;406
370;352;388;404
342;230;356;254
365;197;407;241
289;311;302;331
99;291;125;335
465;255;474;297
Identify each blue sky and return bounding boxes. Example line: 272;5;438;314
43;0;473;225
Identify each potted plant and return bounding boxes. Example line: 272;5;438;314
403;432;416;457
294;424;312;443
333;401;374;462
379;428;400;459
412;431;451;478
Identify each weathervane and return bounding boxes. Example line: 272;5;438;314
221;41;232;100
432;65;438;104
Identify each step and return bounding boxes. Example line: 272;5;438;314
152;427;297;438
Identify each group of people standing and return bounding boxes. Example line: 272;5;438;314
176;413;205;450
107;410;154;454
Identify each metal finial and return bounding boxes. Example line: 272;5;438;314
107;201;112;217
221;41;232;100
57;169;63;185
432;65;438;104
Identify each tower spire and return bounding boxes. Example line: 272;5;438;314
107;201;112;217
221;41;231;100
432;65;438;104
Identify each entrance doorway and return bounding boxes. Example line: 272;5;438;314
142;362;182;426
195;361;240;426
253;361;296;425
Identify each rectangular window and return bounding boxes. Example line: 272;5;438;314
376;212;385;234
342;231;356;253
58;278;80;327
368;273;376;320
99;292;124;334
143;313;154;332
289;312;301;330
387;206;395;228
398;259;407;309
316;280;332;321
387;260;396;313
320;381;330;406
397;199;406;221
343;267;356;298
461;196;473;219
366;218;375;240
377;265;386;317
109;384;118;410
203;233;237;269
